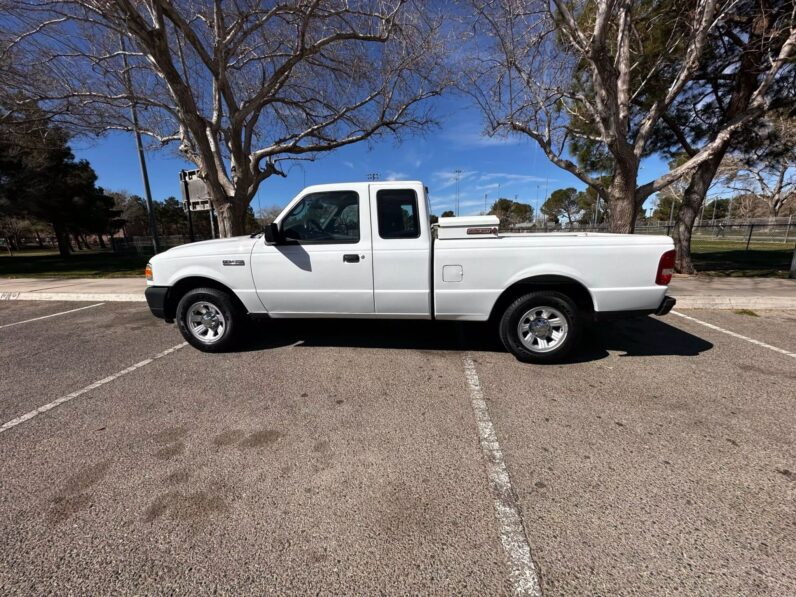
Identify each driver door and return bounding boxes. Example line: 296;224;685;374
250;189;375;315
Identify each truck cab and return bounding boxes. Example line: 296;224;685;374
253;181;432;318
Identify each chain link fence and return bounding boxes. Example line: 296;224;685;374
508;216;795;247
111;235;210;256
117;218;794;256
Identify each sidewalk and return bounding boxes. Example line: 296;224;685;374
668;276;796;310
1;276;795;310
0;277;147;302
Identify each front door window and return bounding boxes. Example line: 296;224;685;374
281;191;359;243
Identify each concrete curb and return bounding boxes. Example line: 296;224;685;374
672;296;796;310
0;292;146;302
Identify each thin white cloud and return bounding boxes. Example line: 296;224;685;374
428;192;456;207
478;172;549;184
460;199;488;207
432;169;478;190
430;170;552;209
442;124;522;148
428;192;490;215
342;160;355;169
384;170;408;181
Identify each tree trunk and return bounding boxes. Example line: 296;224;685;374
607;166;639;233
35;230;44;248
72;233;83;250
52;223;71;257
215;199;250;237
97;234;106;249
673;151;725;274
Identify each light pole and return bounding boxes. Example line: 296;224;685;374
454;169;462;216
593;197;599;228
179;170;195;243
790;242;796;279
288;163;307;189
120;36;160;254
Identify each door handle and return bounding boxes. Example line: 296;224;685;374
343;254;360;263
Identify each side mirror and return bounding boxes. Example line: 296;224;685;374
263;222;281;245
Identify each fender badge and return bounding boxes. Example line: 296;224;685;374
222;259;245;266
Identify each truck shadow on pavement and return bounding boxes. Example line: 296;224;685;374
234;316;713;363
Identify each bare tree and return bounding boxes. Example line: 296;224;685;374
462;0;796;233
1;0;447;236
256;205;285;225
720;118;795;219
725;166;795;219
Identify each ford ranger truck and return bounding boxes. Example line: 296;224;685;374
145;181;676;363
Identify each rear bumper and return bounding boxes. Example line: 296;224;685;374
593;295;676;321
655;295;676;316
145;286;170;321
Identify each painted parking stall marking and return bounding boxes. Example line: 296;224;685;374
463;353;542;597
672;311;796;358
0;303;105;330
0;342;187;434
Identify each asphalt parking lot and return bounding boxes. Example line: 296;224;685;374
1;301;794;595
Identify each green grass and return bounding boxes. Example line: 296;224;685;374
0;249;149;278
689;240;793;278
733;309;760;317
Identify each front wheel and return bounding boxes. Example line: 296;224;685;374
499;291;581;363
176;287;243;352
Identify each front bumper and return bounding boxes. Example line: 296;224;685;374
656;295;676;316
145;286;170;320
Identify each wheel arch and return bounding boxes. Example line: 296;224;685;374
165;276;247;321
488;274;595;322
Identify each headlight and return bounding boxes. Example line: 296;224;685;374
145;263;153;281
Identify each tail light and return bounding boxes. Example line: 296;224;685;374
145;263;153;281
656;250;676;285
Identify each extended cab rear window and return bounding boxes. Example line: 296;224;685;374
281;191;359;243
376;189;420;239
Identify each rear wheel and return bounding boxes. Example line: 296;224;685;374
176;287;242;352
499;291;581;363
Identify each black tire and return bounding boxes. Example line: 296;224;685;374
499;291;581;363
175;287;243;352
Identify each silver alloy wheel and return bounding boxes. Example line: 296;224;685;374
517;306;568;353
187;301;226;344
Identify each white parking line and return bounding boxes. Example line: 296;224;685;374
0;342;187;434
672;311;796;358
0;303;105;329
463;354;542;597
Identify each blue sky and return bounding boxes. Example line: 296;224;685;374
72;97;670;218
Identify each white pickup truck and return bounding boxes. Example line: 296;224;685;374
145;180;676;362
